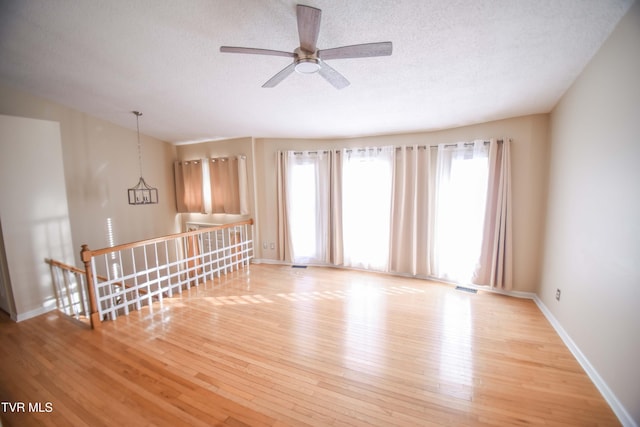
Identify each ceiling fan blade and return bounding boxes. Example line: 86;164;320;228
297;5;321;53
318;42;393;60
318;61;350;90
220;46;294;58
262;62;296;88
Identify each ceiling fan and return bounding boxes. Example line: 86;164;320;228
220;4;392;89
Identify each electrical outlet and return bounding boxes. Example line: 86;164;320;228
270;242;275;250
555;289;561;301
262;242;267;249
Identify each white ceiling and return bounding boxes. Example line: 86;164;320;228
0;0;633;143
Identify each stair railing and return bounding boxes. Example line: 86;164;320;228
77;219;253;329
46;258;92;324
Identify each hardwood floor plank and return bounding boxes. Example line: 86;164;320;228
0;264;620;426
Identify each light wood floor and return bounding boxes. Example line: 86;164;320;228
0;264;619;426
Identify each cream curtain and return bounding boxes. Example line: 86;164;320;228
276;151;292;262
209;156;248;214
475;139;513;289
174;160;204;213
389;145;434;276
237;156;249;215
329;151;343;265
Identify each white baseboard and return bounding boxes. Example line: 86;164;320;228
251;258;289;265
14;305;56;322
533;296;636;427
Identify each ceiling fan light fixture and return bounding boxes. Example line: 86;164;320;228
295;58;320;74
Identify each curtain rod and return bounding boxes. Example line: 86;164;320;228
291;148;390;154
210;154;246;161
411;139;508;150
290;139;508;155
177;155;246;164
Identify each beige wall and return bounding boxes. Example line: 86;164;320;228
0;84;179;267
255;113;550;293
0;115;75;319
540;2;640;423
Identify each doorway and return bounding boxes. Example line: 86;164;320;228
0;220;13;315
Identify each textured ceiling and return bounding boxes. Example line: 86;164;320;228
0;0;633;143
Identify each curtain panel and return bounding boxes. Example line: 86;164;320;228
475;139;513;289
209;156;249;214
389;145;434;276
276;151;292;262
174;160;204;213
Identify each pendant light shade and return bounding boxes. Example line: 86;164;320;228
127;111;158;205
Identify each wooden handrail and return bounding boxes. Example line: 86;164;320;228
85;219;254;258
45;258;86;275
46;258;109;282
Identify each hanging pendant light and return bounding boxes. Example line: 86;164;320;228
127;111;158;205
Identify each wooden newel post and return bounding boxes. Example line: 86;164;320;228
81;244;101;329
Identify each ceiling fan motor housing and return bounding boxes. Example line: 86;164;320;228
294;48;320;74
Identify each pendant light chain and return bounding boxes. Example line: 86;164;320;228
127;110;158;205
134;111;143;179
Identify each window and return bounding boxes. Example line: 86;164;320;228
278;139;510;288
433;142;489;283
341;147;393;271
285;151;330;264
175;156;248;214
